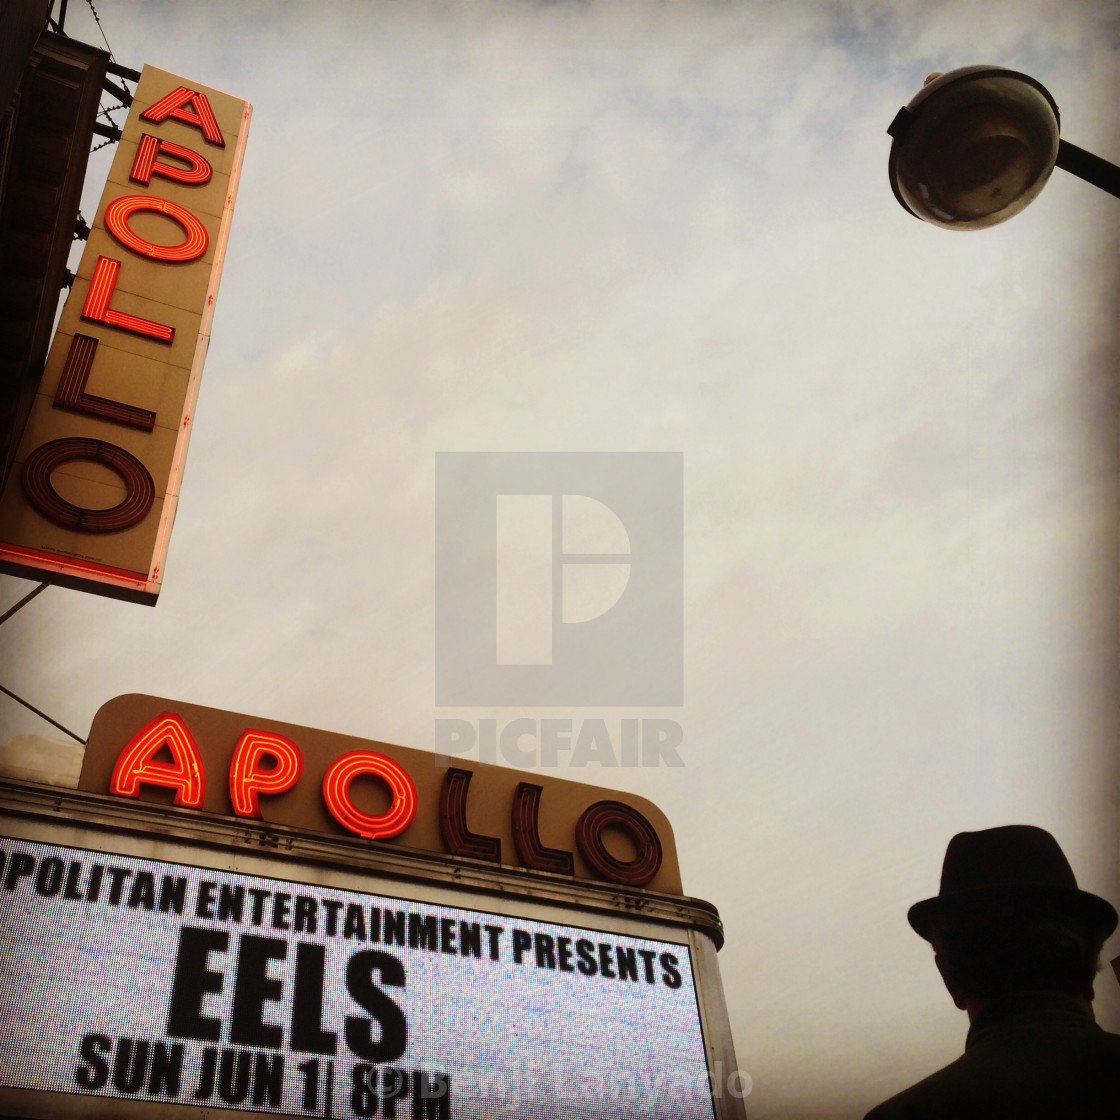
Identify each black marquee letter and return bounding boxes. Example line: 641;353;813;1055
344;951;407;1063
167;927;229;1041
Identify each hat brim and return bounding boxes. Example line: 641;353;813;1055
908;883;1119;942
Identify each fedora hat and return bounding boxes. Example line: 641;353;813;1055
908;825;1118;941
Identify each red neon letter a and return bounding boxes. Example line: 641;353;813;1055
110;713;205;807
141;86;225;146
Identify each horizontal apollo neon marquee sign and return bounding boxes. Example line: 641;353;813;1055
89;698;673;891
0;69;250;603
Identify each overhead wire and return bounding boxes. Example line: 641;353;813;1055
0;587;87;744
84;0;115;61
82;0;133;152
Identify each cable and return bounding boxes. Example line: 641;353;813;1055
0;583;48;627
84;0;115;61
0;586;87;743
0;685;86;745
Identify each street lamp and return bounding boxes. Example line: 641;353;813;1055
887;65;1120;230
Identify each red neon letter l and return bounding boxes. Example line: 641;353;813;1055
82;256;174;343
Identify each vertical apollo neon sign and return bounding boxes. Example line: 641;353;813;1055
0;69;250;604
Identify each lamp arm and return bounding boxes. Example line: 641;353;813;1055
1055;140;1120;199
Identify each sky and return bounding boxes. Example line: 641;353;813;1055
2;1;1120;1116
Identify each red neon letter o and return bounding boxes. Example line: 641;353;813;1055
105;194;208;262
322;751;417;840
575;800;663;886
21;437;155;532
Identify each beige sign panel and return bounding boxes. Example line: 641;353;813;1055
80;694;684;895
0;66;250;604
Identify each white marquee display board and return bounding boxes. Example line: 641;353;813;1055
0;831;723;1120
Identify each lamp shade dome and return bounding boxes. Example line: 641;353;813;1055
888;66;1061;230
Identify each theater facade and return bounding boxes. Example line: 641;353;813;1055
0;694;746;1119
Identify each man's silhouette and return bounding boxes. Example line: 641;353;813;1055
866;825;1120;1118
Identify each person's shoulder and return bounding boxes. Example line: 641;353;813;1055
863;1026;1120;1120
862;1057;968;1120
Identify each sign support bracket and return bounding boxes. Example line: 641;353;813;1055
0;684;85;745
0;585;86;744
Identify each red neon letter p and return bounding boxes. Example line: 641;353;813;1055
229;730;303;818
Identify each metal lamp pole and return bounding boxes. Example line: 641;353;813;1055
886;64;1120;985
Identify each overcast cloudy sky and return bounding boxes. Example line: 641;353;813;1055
2;1;1119;1116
